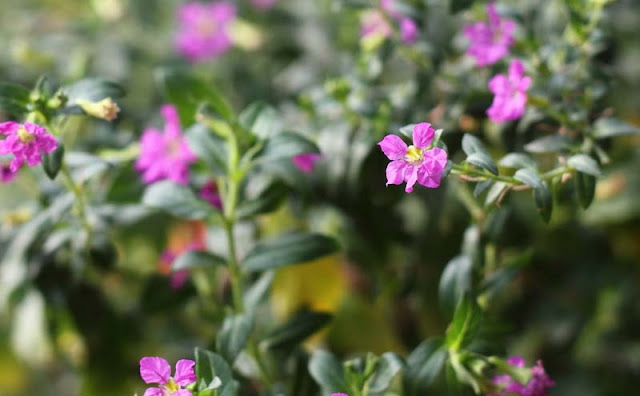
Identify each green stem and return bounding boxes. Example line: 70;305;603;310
60;163;93;246
452;179;485;223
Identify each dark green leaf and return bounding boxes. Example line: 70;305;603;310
368;352;404;394
450;0;474;13
514;168;543;190
404;338;447;396
216;314;254;364
308;350;348;392
534;181;553;223
184;124;228;174
0;97;28;116
567;154;601;177
439;255;473;314
399;124;415;138
64;78;125;103
239;102;281;138
42;143;64;180
446;294;482;351
236;181;288;219
173;250;227;271
142;181;217;220
243;233;339;272
524;135;571;153
593;117;640;139
484;182;508;207
473;180;493;197
498;153;538;170
575;172;596;209
461;134;490;156
244;271;275;311
262;311;332;350
257;132;320;164
465;152;498;175
0;82;30;103
195;348;239;396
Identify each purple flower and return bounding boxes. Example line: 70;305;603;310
490;356;555;396
1;160;17;183
200;181;223;210
378;123;448;193
139;357;196;396
400;18;418;44
135;105;196;185
0;121;58;172
251;0;277;10
292;153;322;173
463;2;516;67
487;60;532;122
175;1;237;63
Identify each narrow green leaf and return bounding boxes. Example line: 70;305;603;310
593;117;640;139
238;102;281;138
399;124;416;138
244;271;275;311
450;0;475;13
498;153;538;170
473;180;493;197
367;352;404;394
0;97;28;116
216;314;254;364
64;78;125;103
173;250;227;271
575;172;596;209
446;295;482;351
514;168;543;190
0;82;30;103
257;132;320;164
461;134;490;156
262;311;332;350
567;154;601;177
243;233;339;272
404;338;447;396
534;182;553;223
439;255;473;314
194;348;239;396
308;350;348;392
184;124;228;174
465;152;498;175
524;135;571;153
236;181;288;219
142;181;216;220
42;143;64;180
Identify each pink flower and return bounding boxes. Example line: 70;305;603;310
175;1;237;63
0;121;58;172
292;153;322;173
378;123;448;193
159;221;207;290
251;0;277;10
490;356;555;396
1;160;17;183
380;0;401;19
360;10;393;41
135;105;196;185
463;2;516;67
487;60;531;122
139;356;196;396
400;18;418;44
200;181;223;210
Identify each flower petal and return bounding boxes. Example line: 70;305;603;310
378;135;407;160
488;74;510;95
174;359;197;386
404;165;418;193
175;390;194;396
412;123;434;149
292;153;322;173
385;160;407;186
140;356;171;385
143;387;164;396
507;356;526;367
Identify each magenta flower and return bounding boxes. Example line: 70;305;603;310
292;153;322;173
487;60;532;122
0;121;58;172
490;356;555;396
463;2;516;67
378;123;448;193
1;160;17;183
200;181;223;210
251;0;277;10
139;357;197;396
135;105;196;185
361;10;393;41
400;18;418;44
175;1;237;63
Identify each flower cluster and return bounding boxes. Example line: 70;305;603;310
139;356;196;396
0;121;58;179
381;0;419;44
378;123;448;193
360;0;419;47
490;356;555;396
487;60;531;122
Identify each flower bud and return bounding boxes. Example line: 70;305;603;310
77;97;120;121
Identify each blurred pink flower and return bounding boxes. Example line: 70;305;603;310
378;123;448;193
159;221;207;289
200;180;223;210
380;0;401;19
360;10;393;40
400;18;418;44
0;121;57;172
135;105;196;185
251;0;277;10
175;1;237;62
139;356;196;396
463;2;516;67
1;160;17;183
487;60;531;122
292;153;322;173
490;356;555;396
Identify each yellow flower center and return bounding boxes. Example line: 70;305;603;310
404;145;423;165
17;126;35;143
165;377;179;393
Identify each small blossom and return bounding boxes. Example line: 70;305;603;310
378;123;448;193
487;60;531;122
175;1;237;63
1;160;17;183
139;356;196;396
77;97;120;121
159;221;207;289
251;0;276;10
490;356;555;396
135;105;196;185
200;181;223;210
400;18;418;44
360;10;393;46
463;2;516;67
0;121;58;172
292;153;322;173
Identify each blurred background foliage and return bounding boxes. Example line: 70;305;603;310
0;0;639;395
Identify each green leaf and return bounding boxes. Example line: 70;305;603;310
567;154;602;177
367;352;404;394
142;181;216;220
446;294;482;351
498;153;538;170
465;152;498;175
216;314;254;364
439;255;473;314
0;82;30;115
257;132;320;164
236;181;288;219
0;97;28;116
244;271;274;311
484;181;508;207
239;102;281;138
524;135;571;153
308;350;348;392
399;123;416;138
534;181;553;223
155;67;234;124
473;180;493;197
262;311;332;350
404;338;447;396
64;78;125;103
42;143;64;180
184;124;228;174
593;117;640;139
173;250;227;271
195;348;239;396
243;233;339;272
450;0;474;13
575;172;596;209
514;168;543;190
461;134;490;156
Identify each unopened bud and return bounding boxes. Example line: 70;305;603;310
77;97;120;121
